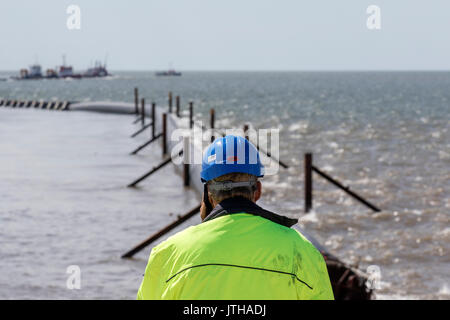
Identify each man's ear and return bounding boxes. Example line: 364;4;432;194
208;192;216;208
200;201;207;221
254;181;262;202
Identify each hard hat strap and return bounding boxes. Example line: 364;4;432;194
207;179;257;192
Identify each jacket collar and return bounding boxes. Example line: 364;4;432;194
202;197;298;228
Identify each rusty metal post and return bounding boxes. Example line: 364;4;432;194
168;92;173;113
210;108;215;142
312;165;381;212
151;102;156;139
162;113;167;156
183;135;190;186
134;87;139;115
189;102;194;129
305;153;313;213
121;204;201;258
243;124;249;141
176;95;180;117
141;98;145;126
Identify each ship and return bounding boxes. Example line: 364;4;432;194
83;60;109;78
12;56;109;80
15;64;43;80
57;55;82;79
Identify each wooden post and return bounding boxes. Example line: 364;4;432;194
183;135;190;186
176;95;180;117
151;102;156;139
210;108;215;142
162;113;167;156
168;92;173;113
134;87;139;115
189;102;194;129
141;98;145;126
304;153;313;213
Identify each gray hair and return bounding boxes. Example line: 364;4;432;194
207;172;258;203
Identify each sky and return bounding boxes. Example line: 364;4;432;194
0;0;449;71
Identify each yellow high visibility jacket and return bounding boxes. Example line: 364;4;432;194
137;197;334;300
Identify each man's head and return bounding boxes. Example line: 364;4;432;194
200;135;264;220
200;172;262;220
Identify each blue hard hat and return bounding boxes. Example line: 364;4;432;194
201;135;264;182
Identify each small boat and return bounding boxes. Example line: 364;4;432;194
155;69;182;76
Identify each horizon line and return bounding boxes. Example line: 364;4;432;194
1;69;450;73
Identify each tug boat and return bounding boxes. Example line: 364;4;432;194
58;55;82;79
15;64;43;80
83;61;109;78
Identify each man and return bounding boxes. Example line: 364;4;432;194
137;135;334;300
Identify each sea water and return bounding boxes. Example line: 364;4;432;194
0;71;448;299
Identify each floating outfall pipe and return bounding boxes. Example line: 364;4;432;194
0;99;71;111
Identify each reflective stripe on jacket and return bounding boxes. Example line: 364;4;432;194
137;197;334;300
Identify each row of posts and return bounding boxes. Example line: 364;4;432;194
135;88;197;131
133;88;216;188
132;89;379;214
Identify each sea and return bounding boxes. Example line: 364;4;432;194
0;71;449;299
